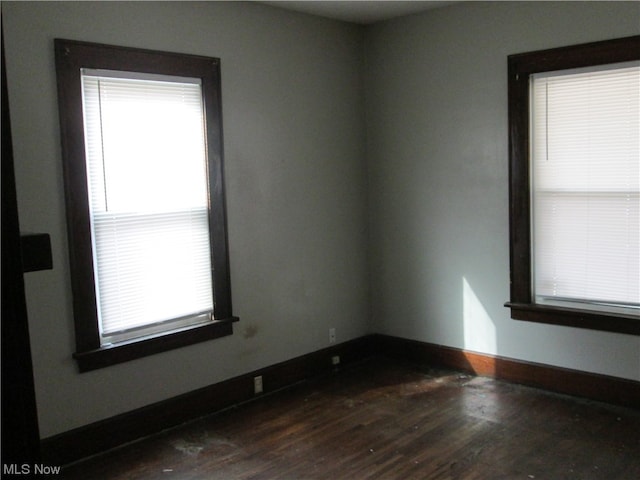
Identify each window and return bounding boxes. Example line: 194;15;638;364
55;39;238;371
506;35;640;336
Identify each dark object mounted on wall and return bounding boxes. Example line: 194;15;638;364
21;233;53;273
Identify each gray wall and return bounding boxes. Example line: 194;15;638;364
3;1;369;438
366;1;640;380
3;1;639;440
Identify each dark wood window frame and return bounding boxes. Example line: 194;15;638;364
505;35;640;336
55;39;238;372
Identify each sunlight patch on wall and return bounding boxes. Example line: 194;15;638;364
463;277;496;354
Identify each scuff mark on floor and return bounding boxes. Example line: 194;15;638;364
172;439;204;456
171;432;237;457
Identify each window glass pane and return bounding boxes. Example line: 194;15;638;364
531;62;640;311
81;71;214;344
82;73;208;213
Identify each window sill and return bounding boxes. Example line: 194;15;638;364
505;302;639;336
73;317;239;372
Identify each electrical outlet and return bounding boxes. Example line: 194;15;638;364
329;328;336;344
254;375;263;394
332;355;340;366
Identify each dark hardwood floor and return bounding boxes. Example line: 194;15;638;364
62;358;640;479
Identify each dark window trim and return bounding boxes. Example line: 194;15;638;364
72;321;235;373
54;39;238;372
506;35;640;336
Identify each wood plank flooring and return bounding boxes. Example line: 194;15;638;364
62;358;640;479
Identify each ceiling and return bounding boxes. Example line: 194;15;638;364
261;1;458;25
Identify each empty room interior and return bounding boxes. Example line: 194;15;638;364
2;1;639;478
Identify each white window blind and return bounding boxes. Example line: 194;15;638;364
81;70;214;344
531;62;640;313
